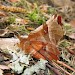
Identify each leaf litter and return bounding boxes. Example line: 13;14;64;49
0;0;75;75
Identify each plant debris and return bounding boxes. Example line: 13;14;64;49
0;0;75;75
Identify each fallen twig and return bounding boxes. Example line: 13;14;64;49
57;60;75;72
46;63;61;75
52;62;72;75
66;47;75;55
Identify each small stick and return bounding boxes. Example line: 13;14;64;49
66;47;75;55
57;60;75;72
52;62;71;75
37;49;61;75
46;63;61;75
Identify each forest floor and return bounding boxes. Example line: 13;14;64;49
0;0;75;75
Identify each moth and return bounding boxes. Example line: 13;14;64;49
16;15;64;62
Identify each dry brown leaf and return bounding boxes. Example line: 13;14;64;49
69;19;75;28
9;0;20;2
0;53;4;62
0;12;6;16
40;4;48;13
4;73;14;75
0;29;8;36
50;0;73;7
0;65;10;70
0;38;19;50
69;33;75;39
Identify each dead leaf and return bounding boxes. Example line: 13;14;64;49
69;19;75;28
4;73;14;75
0;65;10;70
26;27;35;31
9;0;20;2
0;29;8;36
69;33;75;39
0;53;4;62
0;38;19;50
50;0;73;7
40;4;48;13
0;12;6;16
15;18;29;25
